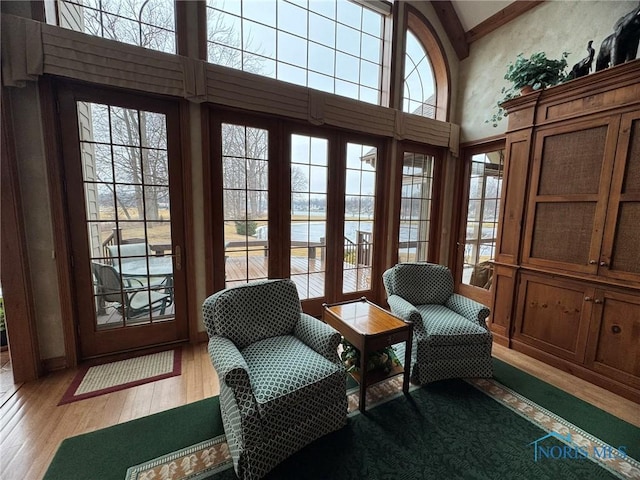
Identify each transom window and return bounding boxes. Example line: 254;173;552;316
56;0;176;53
206;0;385;104
403;29;436;118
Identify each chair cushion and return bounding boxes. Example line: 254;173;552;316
388;263;453;305
417;304;491;346
206;279;302;348
242;335;341;404
107;243;151;260
242;335;345;436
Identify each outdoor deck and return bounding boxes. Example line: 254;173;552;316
225;256;371;298
97;255;371;328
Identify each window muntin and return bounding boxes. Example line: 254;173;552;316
222;124;270;287
462;150;504;289
343;142;376;293
290;134;328;300
79;102;174;328
206;0;385;104
398;152;434;262
57;0;176;53
403;29;436;118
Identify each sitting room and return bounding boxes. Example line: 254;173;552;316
1;1;639;479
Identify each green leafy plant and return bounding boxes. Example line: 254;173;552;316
505;51;570;91
486;51;570;127
340;339;400;374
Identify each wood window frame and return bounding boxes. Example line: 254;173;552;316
388;141;445;268
405;5;452;122
453;138;505;307
45;79;195;365
204;106;390;311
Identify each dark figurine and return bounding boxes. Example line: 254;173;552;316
568;40;595;79
596;2;640;71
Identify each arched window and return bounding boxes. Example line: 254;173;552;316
403;9;450;121
403;29;436;119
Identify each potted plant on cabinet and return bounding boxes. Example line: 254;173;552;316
487;51;570;127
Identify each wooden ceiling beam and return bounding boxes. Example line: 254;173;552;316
430;1;469;60
465;1;545;44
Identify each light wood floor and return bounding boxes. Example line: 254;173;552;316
0;342;638;480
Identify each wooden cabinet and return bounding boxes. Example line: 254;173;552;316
522;111;640;280
492;59;640;402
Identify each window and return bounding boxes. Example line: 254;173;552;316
56;0;176;53
398;152;434;262
403;29;436;118
461;149;504;290
221;123;270;287
206;0;385;104
290;134;329;300
343;142;377;293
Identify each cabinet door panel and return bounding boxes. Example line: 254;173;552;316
522;118;619;274
514;274;593;362
601;112;640;282
586;290;640;388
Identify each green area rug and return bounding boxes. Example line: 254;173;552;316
45;359;639;480
492;358;639;458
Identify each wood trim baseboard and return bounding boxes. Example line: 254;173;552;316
511;339;640;404
42;356;67;372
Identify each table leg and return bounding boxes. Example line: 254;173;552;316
359;348;368;412
403;336;412;394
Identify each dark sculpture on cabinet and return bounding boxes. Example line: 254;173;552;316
568;40;595;79
596;2;640;71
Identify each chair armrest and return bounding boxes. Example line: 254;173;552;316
446;293;490;327
207;335;260;453
387;294;423;328
208;335;251;389
294;313;342;364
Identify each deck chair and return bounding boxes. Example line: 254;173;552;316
91;262;171;319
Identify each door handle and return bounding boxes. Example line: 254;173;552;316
175;245;182;271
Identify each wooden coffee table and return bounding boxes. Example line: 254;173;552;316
322;297;413;412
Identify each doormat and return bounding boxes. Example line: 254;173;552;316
59;348;182;405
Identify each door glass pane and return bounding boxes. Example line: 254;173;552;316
222;124;269;286
462;149;504;289
398;152;434;263
291;134;328;300
78;102;174;331
343;143;376;293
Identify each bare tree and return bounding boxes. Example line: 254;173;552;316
75;0;304;223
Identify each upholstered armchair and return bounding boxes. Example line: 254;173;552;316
202;279;347;480
383;263;493;385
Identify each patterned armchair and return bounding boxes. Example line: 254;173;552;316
383;263;493;384
202;279;347;480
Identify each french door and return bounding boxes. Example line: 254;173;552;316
209;111;384;314
59;84;188;359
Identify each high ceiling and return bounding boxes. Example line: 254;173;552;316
428;1;543;60
450;1;514;31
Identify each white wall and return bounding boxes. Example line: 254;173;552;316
457;0;640;142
